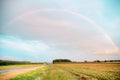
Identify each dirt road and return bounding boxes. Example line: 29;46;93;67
0;65;43;80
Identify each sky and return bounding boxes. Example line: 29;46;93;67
0;0;120;62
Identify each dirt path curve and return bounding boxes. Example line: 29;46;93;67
0;65;43;80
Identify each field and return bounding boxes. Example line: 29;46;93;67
54;63;120;80
7;62;120;80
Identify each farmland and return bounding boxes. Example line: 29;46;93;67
7;62;120;80
54;63;120;80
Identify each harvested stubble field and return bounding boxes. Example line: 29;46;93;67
9;62;120;80
54;62;120;80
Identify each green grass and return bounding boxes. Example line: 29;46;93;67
41;65;77;80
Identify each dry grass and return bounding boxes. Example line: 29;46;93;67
55;62;120;80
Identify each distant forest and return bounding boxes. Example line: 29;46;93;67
0;60;43;66
94;60;120;62
53;59;120;64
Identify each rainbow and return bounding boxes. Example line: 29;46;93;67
4;8;120;53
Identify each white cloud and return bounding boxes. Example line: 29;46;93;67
0;56;22;61
17;10;119;54
0;36;50;53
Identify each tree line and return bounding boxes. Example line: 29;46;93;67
53;59;120;64
0;60;43;66
53;59;72;64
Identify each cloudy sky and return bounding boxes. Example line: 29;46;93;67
0;0;120;62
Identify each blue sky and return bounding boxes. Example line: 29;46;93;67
0;0;120;62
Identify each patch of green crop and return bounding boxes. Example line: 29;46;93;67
42;65;77;80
